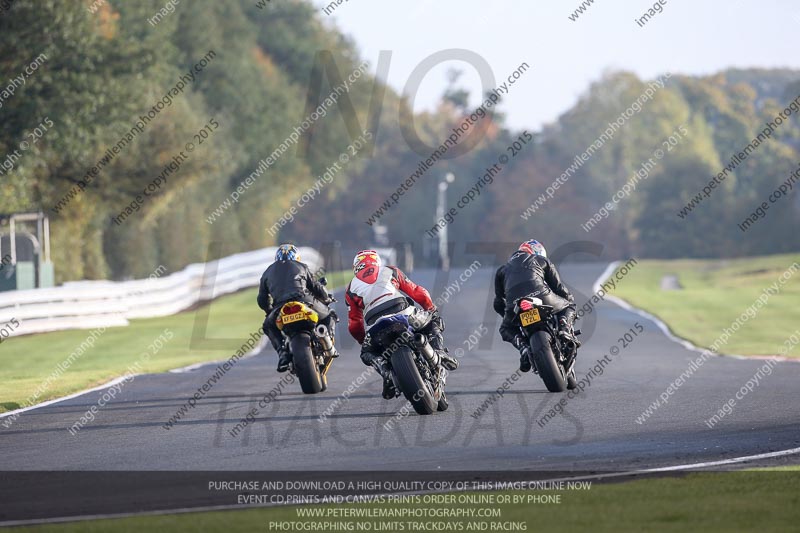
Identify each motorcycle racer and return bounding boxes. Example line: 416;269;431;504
258;244;337;372
345;250;458;399
494;240;579;372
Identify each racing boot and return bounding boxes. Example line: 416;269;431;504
323;319;339;358
514;335;533;373
428;331;458;371
381;377;397;400
362;351;396;399
558;317;582;348
276;348;292;373
439;351;459;371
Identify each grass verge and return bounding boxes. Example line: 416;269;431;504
12;470;800;532
0;271;349;414
608;253;800;357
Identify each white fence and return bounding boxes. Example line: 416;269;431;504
0;246;322;337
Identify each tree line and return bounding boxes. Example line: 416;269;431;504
1;0;797;284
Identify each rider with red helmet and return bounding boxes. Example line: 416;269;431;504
494;240;579;372
345;250;458;399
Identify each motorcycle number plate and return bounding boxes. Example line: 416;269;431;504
520;309;541;326
282;312;306;324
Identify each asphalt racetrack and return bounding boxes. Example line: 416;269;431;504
2;263;799;523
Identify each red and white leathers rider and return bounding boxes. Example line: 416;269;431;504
345;250;458;399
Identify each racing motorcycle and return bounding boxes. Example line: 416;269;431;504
276;278;338;394
367;301;449;415
514;295;581;392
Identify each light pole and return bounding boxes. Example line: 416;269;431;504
436;172;455;271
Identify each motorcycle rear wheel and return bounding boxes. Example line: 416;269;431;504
290;333;324;394
391;346;437;415
530;330;567;392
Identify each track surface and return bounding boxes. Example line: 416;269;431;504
1;263;799;520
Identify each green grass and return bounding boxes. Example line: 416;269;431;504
609;254;800;357
0;271;350;414
14;470;800;532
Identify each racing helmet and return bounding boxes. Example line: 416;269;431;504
518;239;546;258
353;249;381;274
275;244;299;262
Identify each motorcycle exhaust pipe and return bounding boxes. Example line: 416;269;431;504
413;333;440;367
315;324;335;358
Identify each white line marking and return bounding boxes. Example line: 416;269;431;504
0;340;266;421
1;282;348;420
0;377;130;421
2;446;799;527
541;445;800;484
169;338;266;373
3;274;796;526
593;262;799;363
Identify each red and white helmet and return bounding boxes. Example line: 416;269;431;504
353;250;381;274
519;239;546;257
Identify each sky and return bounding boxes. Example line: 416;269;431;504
312;0;800;130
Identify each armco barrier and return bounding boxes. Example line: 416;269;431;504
0;247;322;337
